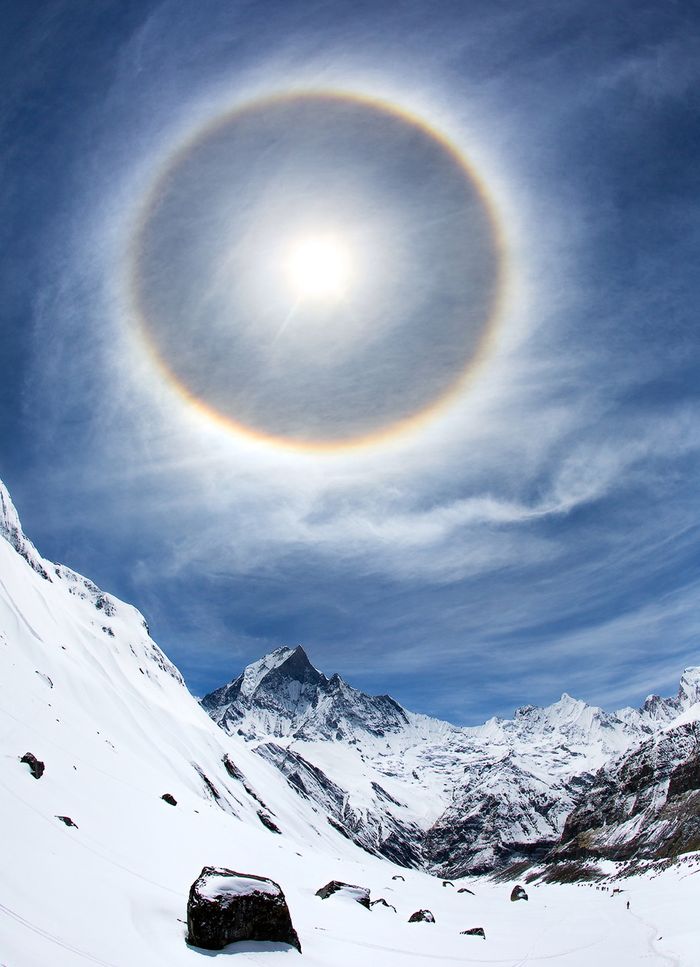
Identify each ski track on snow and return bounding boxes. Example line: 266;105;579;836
628;910;681;967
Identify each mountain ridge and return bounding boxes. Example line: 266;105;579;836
201;645;699;874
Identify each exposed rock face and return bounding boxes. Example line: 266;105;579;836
538;862;604;883
186;867;301;952
408;909;435;923
20;752;45;779
255;741;423;868
161;793;177;805
257;811;282;834
370;898;396;912
461;927;485;938
56;815;78;828
555;722;700;862
667;753;700;800
510;885;528;901
315;881;370;908
423;756;581;877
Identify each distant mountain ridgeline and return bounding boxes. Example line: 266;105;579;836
202;646;700;876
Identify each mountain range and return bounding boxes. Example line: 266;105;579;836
201;643;700;875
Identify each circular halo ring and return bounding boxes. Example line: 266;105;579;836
127;89;509;454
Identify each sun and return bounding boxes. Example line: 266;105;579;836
284;233;352;301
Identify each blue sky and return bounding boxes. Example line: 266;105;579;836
2;0;700;724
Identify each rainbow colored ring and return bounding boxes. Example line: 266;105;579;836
127;89;508;453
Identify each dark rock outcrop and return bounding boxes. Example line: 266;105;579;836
370;898;397;912
56;815;78;828
408;909;435;923
186;866;301;952
537;862;604;883
442;880;454;888
315;881;370;908
161;793;177;806
257;811;281;834
20;752;45;779
461;927;486;938
223;754;268;809
667;754;700;800
222;754;245;782
392;874;405;881
192;763;221;801
458;887;475;894
510;885;528;901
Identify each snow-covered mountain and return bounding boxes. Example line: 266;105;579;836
555;717;700;865
202;646;700;875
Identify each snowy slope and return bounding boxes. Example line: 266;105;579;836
2;476;699;965
202;647;699;875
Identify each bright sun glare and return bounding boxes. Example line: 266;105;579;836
284;234;352;301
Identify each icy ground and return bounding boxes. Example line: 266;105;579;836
1;480;699;965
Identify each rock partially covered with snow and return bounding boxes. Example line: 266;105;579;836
462;926;486;938
186;867;301;952
370;897;396;911
315;880;371;908
511;885;528;901
409;909;435;923
20;752;44;779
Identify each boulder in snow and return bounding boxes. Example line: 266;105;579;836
315;880;370;908
161;793;177;806
20;752;44;779
510;884;528;902
186;867;301;952
458;887;475;894
409;909;435;923
56;815;78;828
461;927;486;938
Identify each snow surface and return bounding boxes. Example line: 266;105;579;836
1;480;699;965
198;875;280;899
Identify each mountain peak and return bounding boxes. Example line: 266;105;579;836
271;645;324;686
237;647;295;700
